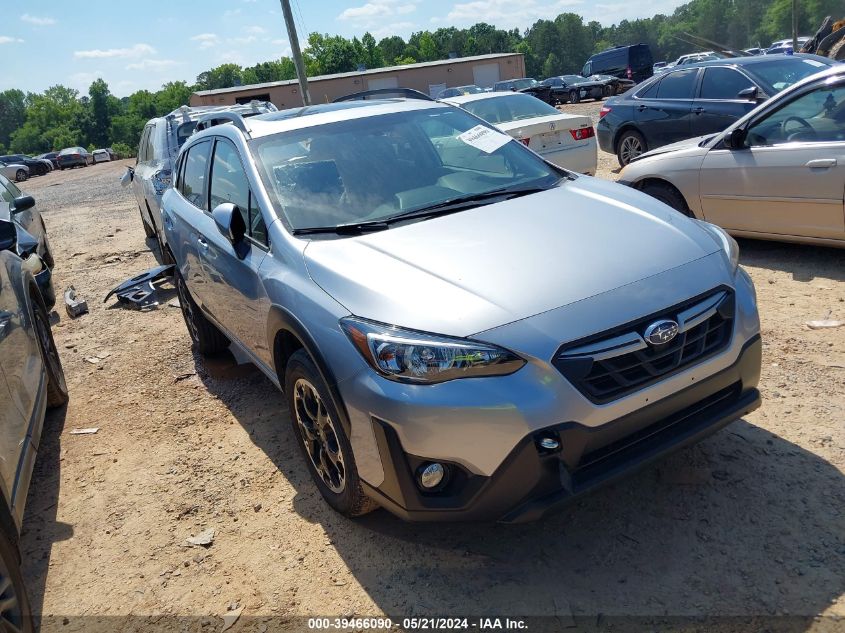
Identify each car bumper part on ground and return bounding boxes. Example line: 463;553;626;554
363;336;761;522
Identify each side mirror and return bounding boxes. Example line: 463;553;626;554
120;167;134;188
211;203;246;244
11;195;35;214
737;86;758;101
0;220;17;252
726;127;748;150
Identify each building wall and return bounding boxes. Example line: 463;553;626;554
190;54;525;108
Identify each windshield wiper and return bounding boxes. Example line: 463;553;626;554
380;182;560;224
291;221;390;236
291;181;561;236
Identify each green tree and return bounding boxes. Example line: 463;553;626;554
0;89;26;149
378;35;407;65
87;79;113;147
155;81;193;113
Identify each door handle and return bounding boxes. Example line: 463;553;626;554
636;104;648;111
805;158;836;168
693;106;705;114
197;237;209;250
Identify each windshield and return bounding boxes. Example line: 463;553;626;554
749;57;832;92
461;94;560;125
177;121;198;148
250;106;559;232
562;75;583;83
509;79;538;90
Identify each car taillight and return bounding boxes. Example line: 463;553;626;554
599;106;612;119
570;127;595;140
519;138;531;146
627;66;633;79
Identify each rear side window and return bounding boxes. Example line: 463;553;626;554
699;68;755;100
656;69;698;99
179;141;212;209
137;128;149;162
637;79;660;99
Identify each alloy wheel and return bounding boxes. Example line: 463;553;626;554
176;277;200;344
0;553;24;633
293;378;346;494
620;136;643;164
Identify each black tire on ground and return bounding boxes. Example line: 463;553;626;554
616;129;647;167
174;270;228;356
569;89;580;104
0;524;35;633
284;349;378;518
15;169;26;182
140;206;156;238
31;292;68;408
603;85;612;98
640;181;692;216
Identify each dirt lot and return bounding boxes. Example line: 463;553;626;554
17;104;845;632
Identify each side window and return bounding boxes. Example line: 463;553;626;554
145;126;157;161
174;154;185;190
210;139;268;246
0;180;14;203
656;69;698;99
180;140;212;209
700;68;755;100
637;79;660;99
137;127;150;162
747;84;845;146
249;193;268;246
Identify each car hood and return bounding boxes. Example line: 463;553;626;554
633;135;713;161
303;177;721;337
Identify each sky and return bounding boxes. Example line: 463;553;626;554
0;0;687;98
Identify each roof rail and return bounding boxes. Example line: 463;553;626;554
333;88;434;102
195;112;251;135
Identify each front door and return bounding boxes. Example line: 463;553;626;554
691;67;760;137
700;80;845;240
199;138;271;363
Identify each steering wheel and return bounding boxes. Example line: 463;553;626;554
781;115;817;141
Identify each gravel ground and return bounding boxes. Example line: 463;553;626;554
15;106;845;633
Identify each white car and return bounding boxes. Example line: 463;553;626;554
92;149;111;164
0;161;29;182
443;92;598;175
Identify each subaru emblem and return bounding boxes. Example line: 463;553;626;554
644;319;679;346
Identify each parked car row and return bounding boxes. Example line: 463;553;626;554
597;54;835;165
0;168;67;630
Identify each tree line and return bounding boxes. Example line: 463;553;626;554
0;0;839;156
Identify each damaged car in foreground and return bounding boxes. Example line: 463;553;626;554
163;95;762;522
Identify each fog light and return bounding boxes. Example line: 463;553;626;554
418;462;445;489
539;437;560;450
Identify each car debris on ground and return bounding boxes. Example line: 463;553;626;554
63;285;89;318
103;264;174;309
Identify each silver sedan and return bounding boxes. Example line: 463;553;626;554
0;161;29;182
620;64;845;248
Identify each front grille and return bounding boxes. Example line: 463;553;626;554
554;289;734;403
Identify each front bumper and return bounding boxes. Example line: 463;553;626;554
362;335;761;522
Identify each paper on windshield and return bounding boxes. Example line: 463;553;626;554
457;125;512;153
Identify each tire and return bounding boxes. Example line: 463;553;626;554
569;89;580;104
139;206;156;238
0;525;35;633
174;270;228;356
640;181;692;216
284;349;377;517
14;170;26;182
603;85;612;98
32;293;68;408
830;37;845;60
616;129;647;167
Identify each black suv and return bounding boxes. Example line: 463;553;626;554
581;44;654;84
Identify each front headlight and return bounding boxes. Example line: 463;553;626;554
699;221;739;273
340;317;525;384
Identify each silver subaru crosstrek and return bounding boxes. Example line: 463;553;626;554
162;95;761;522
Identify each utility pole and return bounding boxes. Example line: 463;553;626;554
280;0;311;105
792;0;798;51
